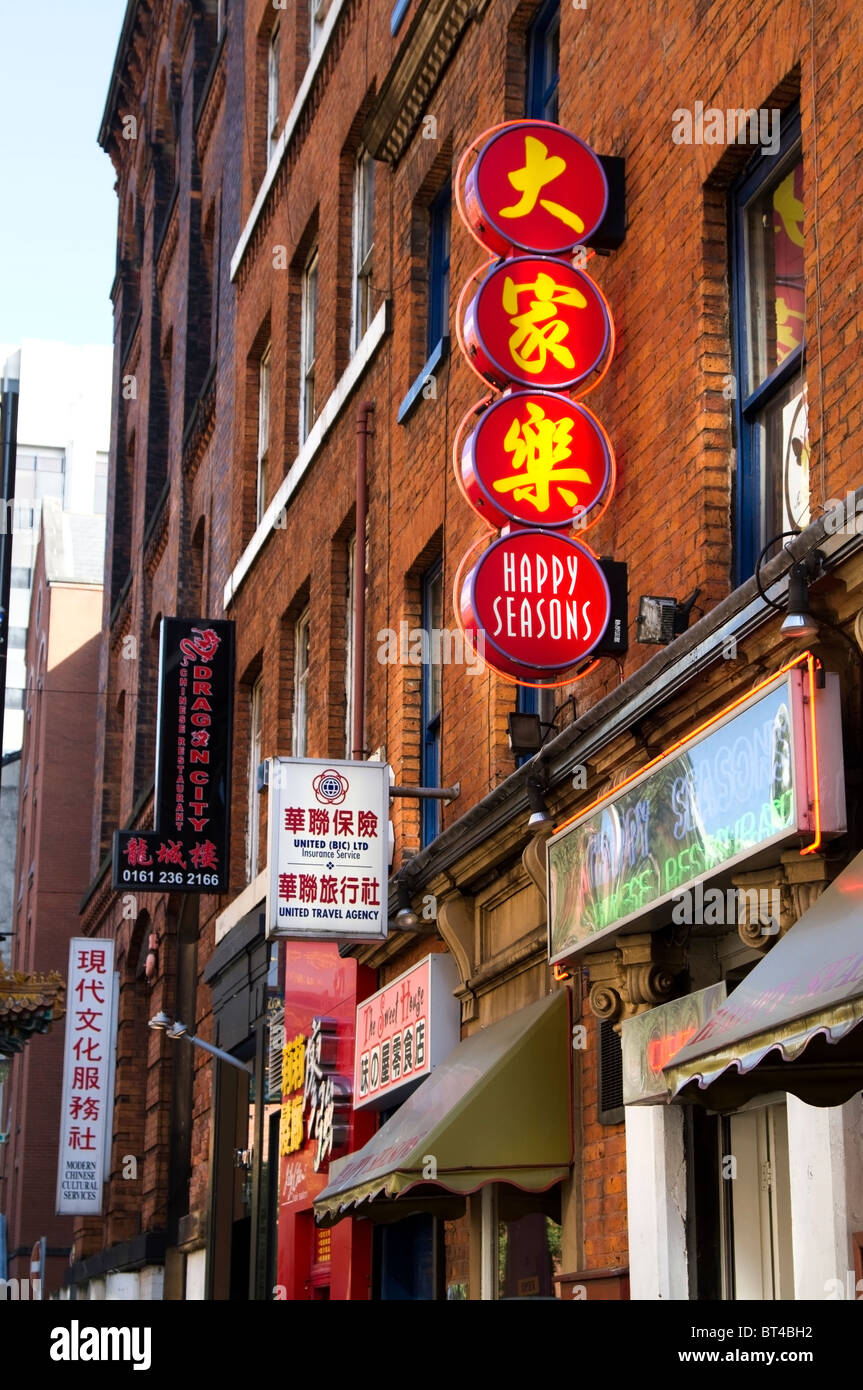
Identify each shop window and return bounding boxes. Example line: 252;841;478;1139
300;248;318;442
420;559;442;846
598;1017;624;1124
256;346;271;523
374;1213;439;1299
427;183;451;358
482;1184;562;1299
526;0;560;122
293;607;311;756
731;109;805;579
351;149;375;352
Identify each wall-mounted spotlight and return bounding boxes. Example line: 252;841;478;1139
755;533;824;642
636;589;700;645
526;776;552;828
393;877;420;931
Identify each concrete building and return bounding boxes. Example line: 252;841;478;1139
0;498;105;1295
67;0;863;1301
0;341;110;973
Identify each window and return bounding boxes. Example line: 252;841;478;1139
246;676;263;882
10;567;31;589
293;608;310;757
345;536;357;757
8;628;27;649
352;149;375;352
527;0;560;122
427;184;451;355
300;250;318;442
94;453;108;515
310;0;331;55
420;561;442;846
481;1185;562;1299
267;23;280;162
14;449;65;506
256;346;271;523
731;111;805;579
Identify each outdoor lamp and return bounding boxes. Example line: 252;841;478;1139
780;561;821;640
636;589;700;645
754;533;824;642
507;711;544;757
148;1012;252;1073
526;776;552;828
148;1011;172;1032
394;878;420;931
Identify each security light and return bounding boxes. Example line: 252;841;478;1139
526;776;552;828
636;589;700;645
779;561;820;640
507;712;544;757
394;878;420;931
148;1011;172;1032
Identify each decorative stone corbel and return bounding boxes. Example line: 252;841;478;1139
584;931;685;1029
780;849;835;920
521;822;555;901
734;853;836;953
436;890;478;1022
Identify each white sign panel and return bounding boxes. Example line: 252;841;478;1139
267;758;389;941
56;938;117;1216
354;953;461;1110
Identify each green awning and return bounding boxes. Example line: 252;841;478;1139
315;990;571;1224
664;849;863;1109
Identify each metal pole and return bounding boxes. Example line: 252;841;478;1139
0;364;20;760
180;1031;253;1073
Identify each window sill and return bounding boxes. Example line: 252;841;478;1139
397;337;449;425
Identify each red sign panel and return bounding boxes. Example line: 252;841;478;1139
459;529;611;682
461;390;613;530
463;121;609;257
463;256;610;391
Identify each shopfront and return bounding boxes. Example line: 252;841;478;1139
315;989;572;1300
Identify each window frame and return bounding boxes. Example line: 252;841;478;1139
526;0;560;122
420;559;443;847
300;249;318;443
256;345;271;524
293;607;311;757
427;183;451;357
351;148;375;354
730;107;804;581
267;21;281;163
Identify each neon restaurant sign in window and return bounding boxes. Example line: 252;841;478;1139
453;120;618;687
547;658;846;964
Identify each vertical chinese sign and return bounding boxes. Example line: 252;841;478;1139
112;618;235;893
454;121;622;685
266;757;389;942
56;938;117;1215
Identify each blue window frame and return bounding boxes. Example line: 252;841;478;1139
731;108;806;580
427;184;451;356
421;559;443;846
527;0;560;122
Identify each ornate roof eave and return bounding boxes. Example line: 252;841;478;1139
98;0;157;165
0;961;66;1057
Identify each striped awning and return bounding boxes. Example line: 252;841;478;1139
664;850;863;1109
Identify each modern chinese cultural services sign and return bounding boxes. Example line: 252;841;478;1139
267;758;389;941
454;120;618;686
56;939;117;1215
621;983;727;1105
547;667;846;962
354;954;460;1110
112;619;235;893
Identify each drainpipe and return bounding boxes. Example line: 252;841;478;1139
353;401;374;759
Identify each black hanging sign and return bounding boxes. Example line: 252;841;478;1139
112;618;235;894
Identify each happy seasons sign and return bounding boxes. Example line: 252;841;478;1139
455;120;618;686
112;619;234;894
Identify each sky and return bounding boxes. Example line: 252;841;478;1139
0;0;128;348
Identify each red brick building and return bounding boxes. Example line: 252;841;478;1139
1;499;104;1295
68;0;863;1300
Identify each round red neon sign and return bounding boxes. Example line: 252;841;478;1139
463;121;609;257
462;256;611;391
460;529;611;683
461;390;613;530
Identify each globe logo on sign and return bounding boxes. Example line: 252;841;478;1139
312;768;350;805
